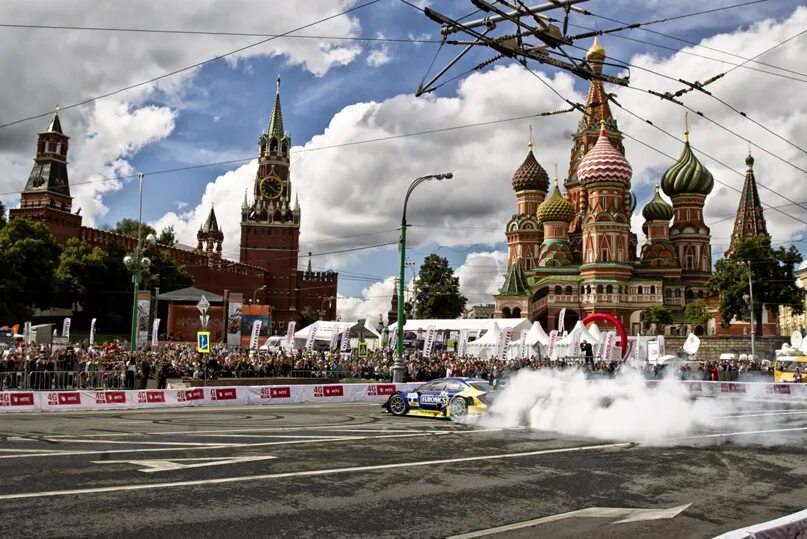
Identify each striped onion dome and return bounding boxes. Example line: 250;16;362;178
642;183;674;221
627;190;637;213
512;149;550;192
537;179;575;223
661;134;714;196
577;125;632;186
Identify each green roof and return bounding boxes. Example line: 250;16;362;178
500;261;530;296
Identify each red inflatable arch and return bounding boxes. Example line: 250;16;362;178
582;313;629;359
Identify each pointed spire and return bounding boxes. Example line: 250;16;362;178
528;125;534;152
46;105;63;134
242;189;249;210
294;193;300;212
307;251;313;273
684;111;689;142
202;206;219;232
729;151;767;254
268;75;285;141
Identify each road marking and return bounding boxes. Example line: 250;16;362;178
43;424;458;438
447;504;692;538
93;455;277;473
711;410;807;419
682;426;807;440
0;442;628;500
17;438;241;447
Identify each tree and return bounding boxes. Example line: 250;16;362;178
412;254;467;319
684;299;711;327
141;244;193;293
0;200;7;229
0;219;61;322
157;226;178;246
297;305;319;329
642;305;673;333
709;235;805;336
114;218;156;239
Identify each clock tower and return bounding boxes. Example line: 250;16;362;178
240;77;302;313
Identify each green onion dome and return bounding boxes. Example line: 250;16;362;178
642;183;674;221
512;147;550;192
661;133;714;196
577;124;632;186
537;179;575;223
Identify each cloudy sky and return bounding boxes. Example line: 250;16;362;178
1;0;805;324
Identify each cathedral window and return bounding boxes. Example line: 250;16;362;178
601;249;608;262
554;285;562;295
675;288;681;298
596;285;603;294
650;285;656;295
606;285;613;294
665;289;672;298
697;290;704;298
638;286;643;295
55;142;62;154
565;286;573;296
686;290;694;300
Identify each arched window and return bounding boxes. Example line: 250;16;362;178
686;290;694;300
604;284;612;294
512;308;521;318
638;286;643;295
697;289;704;298
675;289;681;298
565;286;573;296
665;288;672;298
554;285;562;295
650;285;656;295
270;139;278;153
260;142;266;155
502;307;511;318
596;284;603;294
586;285;592;294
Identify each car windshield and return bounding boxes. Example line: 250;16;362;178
775;360;806;372
469;381;494;393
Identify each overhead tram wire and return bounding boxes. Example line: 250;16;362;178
0;106;575;197
0;0;384;131
584;1;807;79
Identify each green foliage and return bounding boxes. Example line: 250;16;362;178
0;219;61;322
114;218;156;239
684;299;711;326
412;254;467;319
157;226;177;246
141;243;193;293
0;200;7;229
709;235;805;336
297;305;319;329
642;305;673;326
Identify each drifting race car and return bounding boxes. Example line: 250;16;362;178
382;377;494;420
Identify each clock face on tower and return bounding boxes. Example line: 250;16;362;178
259;175;283;200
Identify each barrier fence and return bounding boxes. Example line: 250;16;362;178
0;380;803;413
1;370;128;391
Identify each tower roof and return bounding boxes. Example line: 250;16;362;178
512;148;550;192
537;178;575;223
268;76;286;141
500;260;530;296
729;152;768;251
577;124;632;186
201;206;220;233
661;131;714;196
586;36;606;63
45;107;63;134
642;183;674;221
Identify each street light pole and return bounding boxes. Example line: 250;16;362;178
393;172;453;383
745;261;756;361
125;173;156;353
319;296;336;320
252;285;267;304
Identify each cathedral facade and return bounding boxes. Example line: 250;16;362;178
10;79;337;335
495;39;717;335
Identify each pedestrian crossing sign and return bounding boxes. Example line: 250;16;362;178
357;340;368;358
197;331;211;354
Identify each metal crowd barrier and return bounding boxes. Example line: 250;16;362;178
0;370;128;391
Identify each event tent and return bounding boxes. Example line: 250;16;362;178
385;318;530;337
260;321;382;351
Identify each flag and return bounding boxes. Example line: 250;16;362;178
249;320;262;350
603;331;616;362
568;327;582;359
657;335;666;356
285;321;296;346
457;328;468;356
305;323;318;352
340;323;351;352
497;327;513;361
558;308;567;333
422;325;437;357
547;330;559;360
519;329;529;358
89;318;97;346
151;318;160;347
329;325;339;350
62;317;71;340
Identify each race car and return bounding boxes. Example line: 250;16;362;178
383;377;494;420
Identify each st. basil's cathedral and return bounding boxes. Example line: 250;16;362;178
495;38;769;336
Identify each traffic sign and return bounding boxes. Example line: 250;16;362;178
196;295;210;314
197;331;211;354
357;340;368;358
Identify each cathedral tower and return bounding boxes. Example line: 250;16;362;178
727;152;768;255
506;131;549;270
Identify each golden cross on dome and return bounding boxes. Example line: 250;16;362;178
684;111;689;141
528;125;533;151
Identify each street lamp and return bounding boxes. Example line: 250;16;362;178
124;173;157;352
393;172;453;383
319;296;336;320
252;285;267;304
742;260;756;361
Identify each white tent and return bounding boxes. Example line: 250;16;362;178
465;320;535;360
288;321;381;350
386;318;529;337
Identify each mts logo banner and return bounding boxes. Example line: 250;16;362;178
768;384;792;395
47;392;81;405
95;391;126;404
260;387;291;399
177;388;204;402
0;393;35;406
211;388;237;400
368;384;396;396
137;391;166;404
721;383;747;393
314;385;344;398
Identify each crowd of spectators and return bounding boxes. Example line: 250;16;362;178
0;341;778;391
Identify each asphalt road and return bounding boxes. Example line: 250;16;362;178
0;399;804;538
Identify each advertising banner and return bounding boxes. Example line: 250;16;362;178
603;331;616;363
152;318;160;347
340;323;350;352
558;308;567;334
519;329;529;359
249;320;262;350
286;321;296;347
241;304;269;347
497;327;513;362
227;293;243;347
647;341;660;363
422;325;437;357
137;290;151;347
305;323;318;352
547;330;559;360
568;327;581;358
89;318;97;346
457;328;468;357
329;325;339;350
657;335;666;357
62;318;71;340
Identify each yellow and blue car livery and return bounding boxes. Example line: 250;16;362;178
383;377;494;420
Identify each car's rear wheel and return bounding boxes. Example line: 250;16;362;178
388;393;407;416
449;396;468;419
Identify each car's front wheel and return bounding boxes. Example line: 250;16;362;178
448;396;468;419
387;393;408;416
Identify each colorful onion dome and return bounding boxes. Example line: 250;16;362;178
661;132;714;196
745;151;754;167
642;183;674;221
586;36;606;63
626;190;637;214
512;146;550;192
577;124;632;186
537;178;575;223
